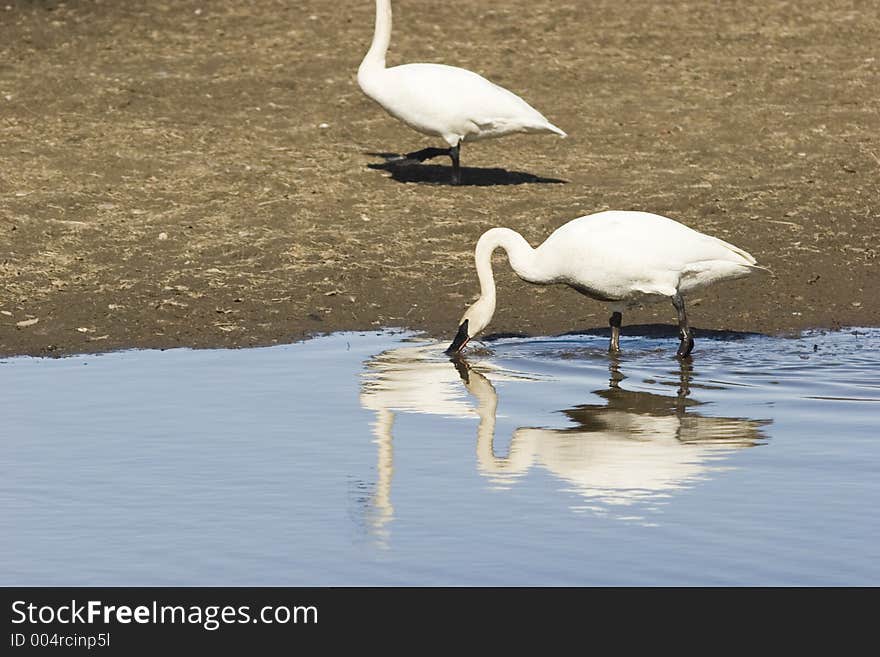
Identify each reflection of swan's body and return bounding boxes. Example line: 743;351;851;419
359;343;767;536
468;373;764;505
358;0;566;184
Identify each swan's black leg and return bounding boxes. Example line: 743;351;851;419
393;143;461;184
672;293;694;358
449;142;461;185
400;146;452;163
395;143;461;184
609;311;622;353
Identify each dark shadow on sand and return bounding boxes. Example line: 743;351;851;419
365;152;567;187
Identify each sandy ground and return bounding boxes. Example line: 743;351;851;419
1;0;878;357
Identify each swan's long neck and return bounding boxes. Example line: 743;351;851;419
359;0;392;76
474;228;549;307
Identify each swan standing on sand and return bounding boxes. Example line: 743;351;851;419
446;211;765;358
357;0;566;185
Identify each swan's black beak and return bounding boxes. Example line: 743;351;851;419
445;320;470;355
451;355;470;383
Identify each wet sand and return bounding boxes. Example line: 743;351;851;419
1;0;878;357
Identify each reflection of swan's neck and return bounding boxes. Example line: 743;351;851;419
369;408;394;541
464;367;535;478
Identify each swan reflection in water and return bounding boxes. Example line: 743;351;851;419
359;341;768;540
358;343;532;544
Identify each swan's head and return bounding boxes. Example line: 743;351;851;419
446;297;495;355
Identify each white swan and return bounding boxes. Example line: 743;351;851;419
446;210;766;357
358;0;566;184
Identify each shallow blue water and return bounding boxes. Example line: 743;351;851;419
2;328;878;585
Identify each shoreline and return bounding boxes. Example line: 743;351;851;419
2;318;875;360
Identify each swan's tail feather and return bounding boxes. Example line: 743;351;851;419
545;122;567;138
707;233;758;266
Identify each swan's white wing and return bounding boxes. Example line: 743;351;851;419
371;63;565;143
540;211;759;299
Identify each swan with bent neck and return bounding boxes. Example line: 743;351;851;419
446;210;766;358
358;0;566;185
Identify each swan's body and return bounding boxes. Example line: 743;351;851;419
358;0;565;184
447;211;765;357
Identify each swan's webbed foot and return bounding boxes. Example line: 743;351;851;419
676;329;695;359
608;311;622;353
391;144;462;184
672;293;694;359
398;146;452;164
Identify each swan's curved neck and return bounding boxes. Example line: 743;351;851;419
360;0;392;75
474;227;548;306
